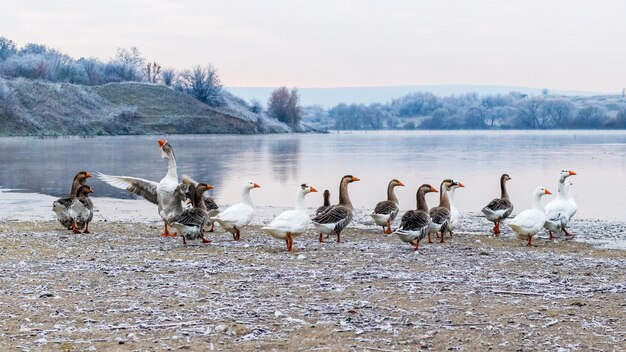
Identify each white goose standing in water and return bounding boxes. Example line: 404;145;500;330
97;139;186;237
262;184;317;251
544;169;577;239
211;181;260;240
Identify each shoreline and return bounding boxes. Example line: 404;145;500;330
2;188;625;250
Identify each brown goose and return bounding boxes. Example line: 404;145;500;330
428;179;454;243
370;179;405;234
52;171;92;229
481;174;514;236
311;175;360;243
394;184;438;251
69;185;94;234
170;182;214;245
315;189;332;241
316;190;331;216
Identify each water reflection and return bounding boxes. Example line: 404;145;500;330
1;131;626;221
269;136;300;183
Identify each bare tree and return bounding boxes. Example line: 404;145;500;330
144;62;161;83
177;65;224;106
115;47;144;68
161;68;176;86
515;98;544;128
541;99;574;128
267;87;301;126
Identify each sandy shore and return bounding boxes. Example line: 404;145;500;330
0;216;624;351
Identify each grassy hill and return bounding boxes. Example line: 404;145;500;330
0;79;291;136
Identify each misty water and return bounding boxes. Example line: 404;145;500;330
1;131;625;223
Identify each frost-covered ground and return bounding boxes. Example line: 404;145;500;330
1;190;625;350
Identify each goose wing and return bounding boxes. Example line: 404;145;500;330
373;200;399;215
203;196;219;211
429;207;451;225
175;208;206;227
399;210;430;231
312;205;353;234
97;172;158;204
484;198;513;212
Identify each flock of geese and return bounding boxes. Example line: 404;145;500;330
51;140;578;251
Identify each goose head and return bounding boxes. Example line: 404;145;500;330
534;186;552;197
243;181;261;191
501;174;512;182
76;184;93;197
419;184;438;194
298;183;318;196
389;179;405;188
449;179;465;190
559;169;576;182
196;183;214;194
342;175;360;184
74;171;92;183
158;139;175;160
441;179;455;191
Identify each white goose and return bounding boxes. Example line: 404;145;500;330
447;179;465;236
211;181;260;240
97;139;185;237
544;170;577;238
508;186;552;246
262;184;317;251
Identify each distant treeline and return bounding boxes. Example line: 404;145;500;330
304;92;626;130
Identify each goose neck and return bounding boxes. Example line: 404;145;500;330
500;178;509;200
295;191;306;212
387;183;399;205
416;189;429;212
241;188;253;206
338;180;353;208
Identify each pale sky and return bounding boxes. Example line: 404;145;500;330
1;0;625;92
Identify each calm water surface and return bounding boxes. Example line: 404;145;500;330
1;131;625;221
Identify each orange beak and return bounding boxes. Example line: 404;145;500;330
569;170;577;176
158;139;167;147
351;176;360;182
86;172;92;178
253;183;261;188
458;182;465;187
88;189;94;193
544;189;552;195
397;180;405;187
430;186;438;193
207;185;214;190
310;186;318;192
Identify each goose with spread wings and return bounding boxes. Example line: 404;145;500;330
97;139;186;237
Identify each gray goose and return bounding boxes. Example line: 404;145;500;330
311;175;360;243
370;179;405;234
481;174;514;236
52;171;92;230
428;179;454;243
316;190;331;216
69;184;94;234
98;140;186;237
315;189;332;241
170;181;214;245
393;184;438;251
